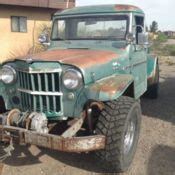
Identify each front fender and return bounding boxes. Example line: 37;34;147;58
86;74;134;101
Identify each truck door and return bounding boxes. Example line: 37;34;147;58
130;15;147;98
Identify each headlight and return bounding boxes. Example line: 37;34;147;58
62;69;82;90
0;65;16;84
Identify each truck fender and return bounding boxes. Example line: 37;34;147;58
86;74;134;101
147;55;158;85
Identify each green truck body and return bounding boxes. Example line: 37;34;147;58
0;4;159;173
0;4;157;120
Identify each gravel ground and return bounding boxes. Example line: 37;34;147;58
0;56;175;175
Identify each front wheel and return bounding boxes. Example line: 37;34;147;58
95;96;142;173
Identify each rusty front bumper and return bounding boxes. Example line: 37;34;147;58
0;125;106;152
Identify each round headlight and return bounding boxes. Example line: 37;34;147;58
0;65;16;84
62;69;82;90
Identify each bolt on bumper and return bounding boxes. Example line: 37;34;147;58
0;125;106;152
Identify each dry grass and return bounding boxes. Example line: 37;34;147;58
166;59;175;66
7;23;51;59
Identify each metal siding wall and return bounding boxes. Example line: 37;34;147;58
0;0;75;9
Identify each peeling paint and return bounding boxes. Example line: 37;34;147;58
114;5;142;13
90;75;133;99
57;4;144;16
0;125;106;152
22;49;118;69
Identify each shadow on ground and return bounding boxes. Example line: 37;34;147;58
3;145;105;173
142;76;175;125
147;145;175;175
2;145;42;166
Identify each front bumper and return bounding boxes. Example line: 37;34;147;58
0;125;106;152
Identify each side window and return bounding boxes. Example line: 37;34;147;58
135;16;144;44
11;16;27;33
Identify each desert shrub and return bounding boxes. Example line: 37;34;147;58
165;58;175;66
150;33;168;54
156;33;168;43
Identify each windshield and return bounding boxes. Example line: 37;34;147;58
51;15;128;40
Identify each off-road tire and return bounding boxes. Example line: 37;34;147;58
146;62;159;99
95;96;142;173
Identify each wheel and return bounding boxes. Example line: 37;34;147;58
95;96;142;173
146;62;159;99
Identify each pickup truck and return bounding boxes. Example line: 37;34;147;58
0;4;159;173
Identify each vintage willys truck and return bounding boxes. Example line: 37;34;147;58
0;4;159;173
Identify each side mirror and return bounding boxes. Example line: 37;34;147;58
138;32;149;46
38;34;50;46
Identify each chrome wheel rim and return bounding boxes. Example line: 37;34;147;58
124;118;136;155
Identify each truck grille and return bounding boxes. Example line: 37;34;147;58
17;69;62;117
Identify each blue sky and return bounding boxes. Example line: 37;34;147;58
76;0;173;31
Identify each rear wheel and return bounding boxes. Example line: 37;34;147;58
95;96;142;173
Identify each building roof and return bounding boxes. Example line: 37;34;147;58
57;4;144;16
0;0;75;9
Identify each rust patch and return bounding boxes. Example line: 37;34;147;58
100;80;128;97
63;136;105;152
90;101;105;111
115;5;139;11
62;112;85;138
0;125;106;153
91;75;133;97
24;49;118;69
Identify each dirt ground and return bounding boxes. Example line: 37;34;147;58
163;39;175;45
0;56;175;175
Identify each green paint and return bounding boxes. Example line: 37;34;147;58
147;54;157;78
56;4;144;16
0;5;156;120
87;74;133;101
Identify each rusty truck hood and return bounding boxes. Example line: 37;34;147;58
26;49;118;69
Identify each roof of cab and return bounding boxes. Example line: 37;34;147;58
56;4;144;16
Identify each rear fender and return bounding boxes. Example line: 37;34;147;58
86;74;134;101
147;55;158;85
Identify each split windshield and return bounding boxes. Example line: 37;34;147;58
51;15;128;40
